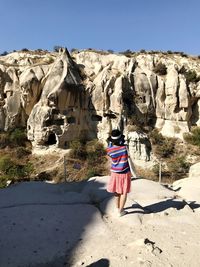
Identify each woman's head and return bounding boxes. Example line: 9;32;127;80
108;129;125;146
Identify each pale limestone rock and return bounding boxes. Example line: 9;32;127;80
188;162;200;178
127;131;152;161
27;49;96;147
160;120;189;139
155;77;165;118
1;49;200;158
173;175;200;203
109;75;124;114
195;83;200;98
192;99;200;126
179;75;188;109
19;66;44;115
164;66;179;120
172;162;200;205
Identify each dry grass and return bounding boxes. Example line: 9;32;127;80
136;166;158;182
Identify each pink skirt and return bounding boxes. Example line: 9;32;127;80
107;171;131;194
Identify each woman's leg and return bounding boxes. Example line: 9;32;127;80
114;193;120;209
119;193;127;212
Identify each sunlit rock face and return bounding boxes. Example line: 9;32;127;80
0;49;200;160
26;50;97;148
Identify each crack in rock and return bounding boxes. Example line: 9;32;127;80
144;238;163;256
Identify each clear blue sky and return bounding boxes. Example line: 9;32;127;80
0;0;200;55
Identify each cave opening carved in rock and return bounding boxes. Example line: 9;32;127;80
46;132;57;145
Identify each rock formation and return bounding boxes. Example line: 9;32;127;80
1;49;200;160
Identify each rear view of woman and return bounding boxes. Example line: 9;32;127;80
106;129;132;217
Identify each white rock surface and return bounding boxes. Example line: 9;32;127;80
172;162;200;205
188;161;200;178
0;176;200;267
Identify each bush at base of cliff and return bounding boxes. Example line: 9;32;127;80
184;127;200;147
0;128;28;148
66;139;107;180
9;128;27;147
149;129;165;145
152;156;190;183
15;147;31;158
0;132;9;148
69;139;106;161
0;175;8;188
155;138;175;158
0;155;34;187
69;140;87;160
150;129;175;158
167;156;190;179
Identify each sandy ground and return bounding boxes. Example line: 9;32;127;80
0;174;200;267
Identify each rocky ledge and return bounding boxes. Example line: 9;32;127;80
0;163;200;267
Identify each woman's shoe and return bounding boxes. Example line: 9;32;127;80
119;209;128;217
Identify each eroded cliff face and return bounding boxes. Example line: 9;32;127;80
0;48;200;160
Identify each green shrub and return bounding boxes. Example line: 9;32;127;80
0;132;9;148
0;155;34;180
86;139;106;156
6;165;24;179
167;156;190;179
87;140;106;164
155;137;175;158
69;139;106;178
184;127;200;146
119;49;133;57
70;48;78;53
22;162;34;176
179;66;187;74
150;129;175;158
179;52;188;57
107;49;114;53
179;67;200;83
153;62;167;75
0;175;8;188
69;140;87;160
1;51;8;56
0;156;22;179
0;51;9;56
53;46;62;52
69;139;106;161
152;163;160;177
9;128;27;146
0;155;13;173
21;48;29;52
184;70;200;84
15;147;31;158
149;129;165;145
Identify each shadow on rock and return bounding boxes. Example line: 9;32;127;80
86;258;110;267
0;178;111;267
125;198;200;215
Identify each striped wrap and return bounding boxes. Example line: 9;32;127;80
107;143;130;173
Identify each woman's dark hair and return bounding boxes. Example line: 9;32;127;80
112;136;125;146
108;129;125;146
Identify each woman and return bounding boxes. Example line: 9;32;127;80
106;129;132;217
